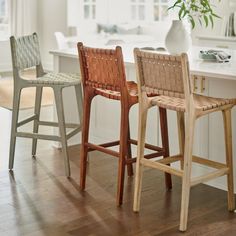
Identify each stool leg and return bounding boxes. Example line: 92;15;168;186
74;84;83;128
159;107;172;190
133;103;148;212
80;89;93;190
117;105;129;206
9;87;22;170
179;113;195;232
222;109;235;211
177;111;185;170
32;87;43;157
54;88;70;177
127;122;133;177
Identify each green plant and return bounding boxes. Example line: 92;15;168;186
168;0;221;28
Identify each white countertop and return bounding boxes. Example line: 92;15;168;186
50;45;236;81
197;35;236;43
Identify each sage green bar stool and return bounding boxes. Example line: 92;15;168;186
9;33;83;177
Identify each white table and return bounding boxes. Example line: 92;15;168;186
50;45;236;192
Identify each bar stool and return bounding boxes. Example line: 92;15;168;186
77;43;172;205
9;33;83;177
133;49;235;231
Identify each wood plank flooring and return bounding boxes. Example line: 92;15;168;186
0;108;236;235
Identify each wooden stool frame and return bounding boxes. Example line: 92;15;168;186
133;49;235;231
77;43;172;205
9;33;83;177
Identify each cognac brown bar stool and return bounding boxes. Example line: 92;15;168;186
133;49;235;231
77;43;172;205
9;33;83;177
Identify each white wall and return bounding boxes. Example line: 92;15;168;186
0;0;38;73
0;40;11;72
37;0;69;70
191;0;231;43
0;0;69;73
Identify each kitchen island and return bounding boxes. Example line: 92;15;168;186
50;45;236;192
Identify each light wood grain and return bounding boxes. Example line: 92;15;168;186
133;49;235;232
222;109;235;211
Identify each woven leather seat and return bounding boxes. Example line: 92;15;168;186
26;73;80;86
95;81;138;100
151;94;236;112
133;49;235;231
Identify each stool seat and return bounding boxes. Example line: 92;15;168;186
95;81;138;100
25;73;81;87
151;94;236;113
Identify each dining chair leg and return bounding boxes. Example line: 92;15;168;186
179;112;195;232
159;107;172;190
127;122;133;177
117;105;129;206
177;111;185;170
222;109;235;211
9;87;22;170
32;86;43;157
133;102;148;212
80;89;94;190
54;88;70;177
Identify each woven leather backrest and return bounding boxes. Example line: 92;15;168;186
10;33;41;70
78;43;126;92
134;49;190;99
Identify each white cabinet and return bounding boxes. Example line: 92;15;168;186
160;76;209;158
192;76;209;158
197;35;236;49
51;49;236;192
90;64;160;155
207;78;236;190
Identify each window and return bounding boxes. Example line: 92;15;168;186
0;0;10;39
153;0;169;21
83;0;96;20
68;0;174;29
130;0;146;21
129;0;171;23
80;0;171;23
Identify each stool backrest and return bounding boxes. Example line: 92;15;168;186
78;42;127;93
134;49;191;99
10;33;44;79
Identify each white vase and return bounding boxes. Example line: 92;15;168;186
165;20;191;55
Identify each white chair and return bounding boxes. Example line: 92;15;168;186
54;32;69;50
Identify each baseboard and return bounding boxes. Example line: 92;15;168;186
192;165;229;192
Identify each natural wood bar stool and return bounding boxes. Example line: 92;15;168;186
77;43;172;205
133;49;235;231
9;33;83;177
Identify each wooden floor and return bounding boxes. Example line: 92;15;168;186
0;109;236;235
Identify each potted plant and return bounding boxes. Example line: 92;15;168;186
165;0;221;54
